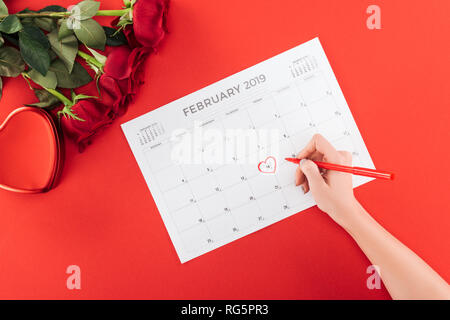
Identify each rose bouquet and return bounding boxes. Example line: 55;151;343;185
0;0;169;151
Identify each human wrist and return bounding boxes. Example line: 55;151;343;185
333;197;362;231
339;200;375;243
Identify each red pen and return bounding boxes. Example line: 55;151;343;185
284;158;394;180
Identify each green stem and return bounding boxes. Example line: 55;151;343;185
0;12;69;19
45;88;72;106
77;50;104;70
95;9;129;17
22;72;70;105
21;73;33;90
0;8;129;19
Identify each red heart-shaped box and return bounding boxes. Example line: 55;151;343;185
0;107;64;193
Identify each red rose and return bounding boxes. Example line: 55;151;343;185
61;100;112;152
126;46;152;92
98;74;127;118
114;0;169;49
121;22;141;49
133;0;169;48
100;45;151;118
62;40;153;152
104;45;133;80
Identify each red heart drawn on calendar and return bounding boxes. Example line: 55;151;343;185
0;107;63;194
258;156;277;174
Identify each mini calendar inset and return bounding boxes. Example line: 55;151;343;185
122;38;375;263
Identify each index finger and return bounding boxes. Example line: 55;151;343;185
296;134;340;163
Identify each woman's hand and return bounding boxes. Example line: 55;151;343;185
295;134;358;228
295;134;450;299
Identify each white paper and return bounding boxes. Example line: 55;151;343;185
122;38;374;263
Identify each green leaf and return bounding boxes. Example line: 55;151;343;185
33;7;61;31
49;49;58;61
71;1;100;20
86;46;106;65
19;24;50;49
50;59;92;89
72;92;98;104
0;1;8;15
0;15;23;34
19;17;35;26
85;60;100;74
25;89;61;109
73;18;106;50
28;68;57;89
58;19;74;39
0;34;4;47
18;8;35;26
19;25;51;76
48;29;78;73
2;33;18;46
104;26;127;46
34;17;57;32
18;8;32;14
38;5;67;13
0;46;25;77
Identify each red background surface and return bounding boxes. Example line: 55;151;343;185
0;0;449;299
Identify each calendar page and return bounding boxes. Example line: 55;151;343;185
122;38;375;263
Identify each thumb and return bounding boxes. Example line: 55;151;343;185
300;159;327;193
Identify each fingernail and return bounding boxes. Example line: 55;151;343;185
300;159;307;167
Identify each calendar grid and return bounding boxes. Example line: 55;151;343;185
147;70;364;252
122;38;375;262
